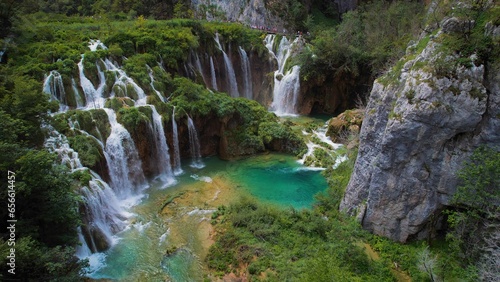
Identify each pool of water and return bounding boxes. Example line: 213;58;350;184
225;154;328;209
87;153;328;281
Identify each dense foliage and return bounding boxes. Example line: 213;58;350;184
446;146;500;281
298;0;425;83
0;67;85;279
206;149;444;281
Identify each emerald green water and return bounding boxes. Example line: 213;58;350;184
225;154;328;209
88;153;328;281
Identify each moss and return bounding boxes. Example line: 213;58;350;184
104;97;134;111
68;134;104;167
469;88;485;100
89;109;111;140
117;107;150;129
405;89;416;104
51;114;70;134
71;169;93;185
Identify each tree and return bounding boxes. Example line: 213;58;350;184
447;146;500;279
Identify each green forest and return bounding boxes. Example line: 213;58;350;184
0;0;499;281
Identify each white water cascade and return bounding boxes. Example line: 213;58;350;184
44;128;129;258
147;65;166;102
172;107;183;175
43;70;68;112
214;33;239;97
71;78;85;108
264;35;301;116
187;116;204;168
103;59;147;105
104;108;147;200
149;105;176;186
238;46;253;99
78;55;106;109
210;56;218;91
194;53;206;86
88;39;108;52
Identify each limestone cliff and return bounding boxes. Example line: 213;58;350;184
340;22;500;242
190;0;285;29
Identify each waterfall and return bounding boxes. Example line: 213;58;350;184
210;56;218;91
148;105;176;186
44;128;129;258
89;39;108;52
222;53;239;97
103;108;147;200
103;59;147;105
80;173;129;253
78;55;106;109
194;52;206;86
214;33;239;97
238;46;253;99
76;227;92;258
172;107;183;175
264;35;302;116
43;70;68;112
272;65;301;115
72;78;85;108
187;116;204;168
147;65;166;102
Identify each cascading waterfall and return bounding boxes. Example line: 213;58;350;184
78;55;106;109
172;107;183;175
148;105;176;186
210;56;218;91
104;108;147;200
71;78;85;108
44;128;129;258
103;59;147;105
264;34;301;116
194;53;206;86
238;46;253;99
272;65;301;115
187;116;204;168
214;33;239;97
89;39;108;52
80;172;130;252
147;65;166;102
43;70;68;112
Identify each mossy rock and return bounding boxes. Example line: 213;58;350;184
104;97;134;112
327;109;364;142
68;134;104;167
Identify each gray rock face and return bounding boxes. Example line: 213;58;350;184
340;36;500;242
190;0;284;29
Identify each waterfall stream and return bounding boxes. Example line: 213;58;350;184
147;65;166;102
210;56;218;91
264;35;302;116
78;55;106;108
238;46;253;99
149;105;176;186
215;33;239;97
43;70;69;112
103;108;147;200
187;116;204;168
44;128;129;259
71;78;85;108
172;107;183;175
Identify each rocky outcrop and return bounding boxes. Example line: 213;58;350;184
340;32;500;242
326;108;363;144
190;0;285;29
